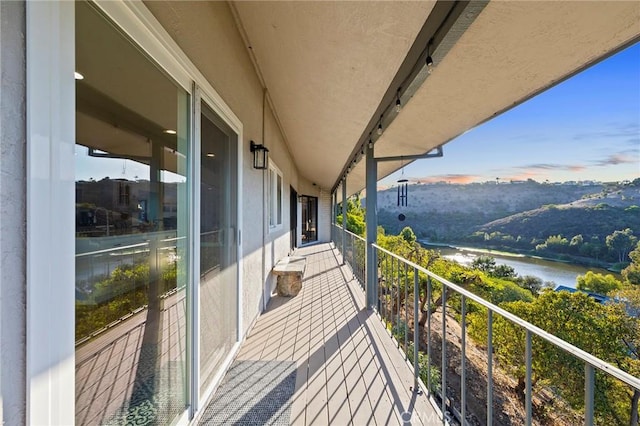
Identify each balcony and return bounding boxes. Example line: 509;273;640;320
199;242;438;425
202;227;640;426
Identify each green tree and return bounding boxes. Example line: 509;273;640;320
622;242;640;285
471;255;496;273
539;234;570;253
475;291;636;424
400;226;417;244
606;228;638;263
576;271;623;295
610;287;640;426
470;255;516;279
570;234;584;254
336;194;366;236
492;264;516;279
513;275;552;296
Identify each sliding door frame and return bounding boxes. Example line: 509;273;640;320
27;1;244;422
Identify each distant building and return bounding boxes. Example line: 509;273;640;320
554;285;609;304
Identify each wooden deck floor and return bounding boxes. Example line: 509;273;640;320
233;243;439;425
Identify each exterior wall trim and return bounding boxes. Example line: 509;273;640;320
25;1;76;424
91;1;247;420
25;1;248;422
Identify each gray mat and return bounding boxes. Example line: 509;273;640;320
105;359;185;426
199;360;297;426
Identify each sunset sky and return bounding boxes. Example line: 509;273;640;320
380;42;640;186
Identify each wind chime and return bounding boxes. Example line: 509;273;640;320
397;160;408;221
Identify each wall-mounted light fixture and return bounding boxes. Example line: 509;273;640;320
250;140;269;169
426;39;434;74
377;115;383;135
395;88;402;113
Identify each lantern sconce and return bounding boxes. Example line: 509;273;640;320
250;140;269;169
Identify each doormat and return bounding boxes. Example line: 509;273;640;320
104;360;185;426
199;360;297;426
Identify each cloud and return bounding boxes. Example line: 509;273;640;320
592;153;638;167
573;122;640;142
515;163;586;172
627;137;640;146
501;171;541;182
414;174;480;184
568;165;586;172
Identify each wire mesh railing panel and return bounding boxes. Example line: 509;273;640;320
371;243;640;426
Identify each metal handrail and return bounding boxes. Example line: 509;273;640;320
333;224;367;290
344;227;366;242
372;242;640;391
332;223;639;423
75;242;149;258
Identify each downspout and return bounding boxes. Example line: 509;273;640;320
261;88;267;311
341;177;347;265
365;141;377;310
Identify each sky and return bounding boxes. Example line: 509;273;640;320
380;42;640;186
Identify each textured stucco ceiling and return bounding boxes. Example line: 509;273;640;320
231;1;436;191
344;1;640;198
232;1;640;198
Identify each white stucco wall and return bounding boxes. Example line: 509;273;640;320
144;1;303;336
0;1;26;424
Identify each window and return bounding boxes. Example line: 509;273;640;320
118;182;130;205
269;161;283;230
74;2;190;424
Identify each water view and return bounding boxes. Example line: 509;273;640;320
421;243;617;289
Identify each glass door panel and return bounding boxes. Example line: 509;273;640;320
74;2;189;424
199;102;238;395
301;195;318;243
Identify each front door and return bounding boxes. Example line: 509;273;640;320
290;187;298;252
300;195;318;244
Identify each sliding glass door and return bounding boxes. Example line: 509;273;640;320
199;101;238;395
74;3;190;424
74;3;242;423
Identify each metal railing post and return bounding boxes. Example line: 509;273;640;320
487;309;494;426
341;178;347;265
427;276;432;394
396;259;401;346
526;330;532;426
365;141;377;310
461;295;466;424
585;364;595;426
404;262;408;358
387;256;392;323
413;266;419;391
441;285;447;421
369;243;640;426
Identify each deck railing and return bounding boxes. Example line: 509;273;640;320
331;225;640;425
332;224;366;291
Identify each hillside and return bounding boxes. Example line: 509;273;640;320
476;203;640;240
377;180;606;238
376;179;640;264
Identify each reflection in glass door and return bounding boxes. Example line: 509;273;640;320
199;102;238;395
74;2;189;424
300;195;318;244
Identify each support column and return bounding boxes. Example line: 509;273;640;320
1;2;27;424
333;190;338;243
365;143;377;310
333;191;337;224
341;177;347;265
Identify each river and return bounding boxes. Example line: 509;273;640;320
420;242;618;289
